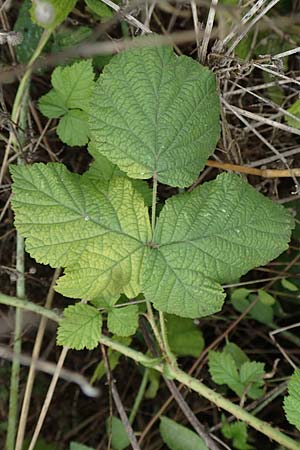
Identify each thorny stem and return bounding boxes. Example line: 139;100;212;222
1;294;299;450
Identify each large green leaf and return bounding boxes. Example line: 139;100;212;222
89;45;220;187
11;163;151;304
142;173;293;318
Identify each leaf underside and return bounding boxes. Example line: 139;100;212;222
11;163;293;319
89;45;220;188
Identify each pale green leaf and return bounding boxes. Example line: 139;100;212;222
281;278;298;292
107;305;139;337
11;163;151;304
57;303;102;350
57;109;90;146
208;351;244;396
89;45;220;187
221;420;253;450
142;173;293;318
258;289;276;306
106;417;130;450
232;292;274;325
70;442;95;450
285;100;300;129
284;369;300;430
166;314;205;357
30;0;77;30
159;416;209;450
85;0;113;17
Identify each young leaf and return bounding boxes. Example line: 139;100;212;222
39;59;94;146
107;305;139;337
142;173;293;318
10;163;151;304
30;0;77;30
89;45;220;188
106;417;130;450
166;314;205;357
281;278;298;292
221;420;253;450
223;342;249;369
209;350;265;400
239;361;265;399
208;351;243;396
57;303;102;350
159;416;209;450
283;369;300;430
258;289;276;306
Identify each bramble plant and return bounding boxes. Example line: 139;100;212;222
8;46;300;449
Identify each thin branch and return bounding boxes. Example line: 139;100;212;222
100;344;141;450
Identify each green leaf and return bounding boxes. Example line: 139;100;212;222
258;289;276;306
39;60;94;146
281;278;298;292
51;26;92;53
231;291;274;325
70;442;95;450
221;420;253;450
11;163;151;304
145;368;161;399
284;369;300;430
209;350;265;400
223;342;249;369
85;0;113;18
14;0;44;64
57;109;90;146
159;416;209;450
30;0;77;30
166;314;205;357
57;303;102;350
89;45;220;188
208;351;243;396
107;305;139;337
106;416;130;450
142;173;293;318
285;99;300;129
87;142;152;206
239;361;265;399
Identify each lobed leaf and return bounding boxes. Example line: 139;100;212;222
142;173;293;318
10;163;151;304
89;45;220;187
57;303;102;350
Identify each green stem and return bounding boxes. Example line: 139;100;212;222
128;368;149;425
1;294;299;450
0;293;61;323
159;311;177;368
